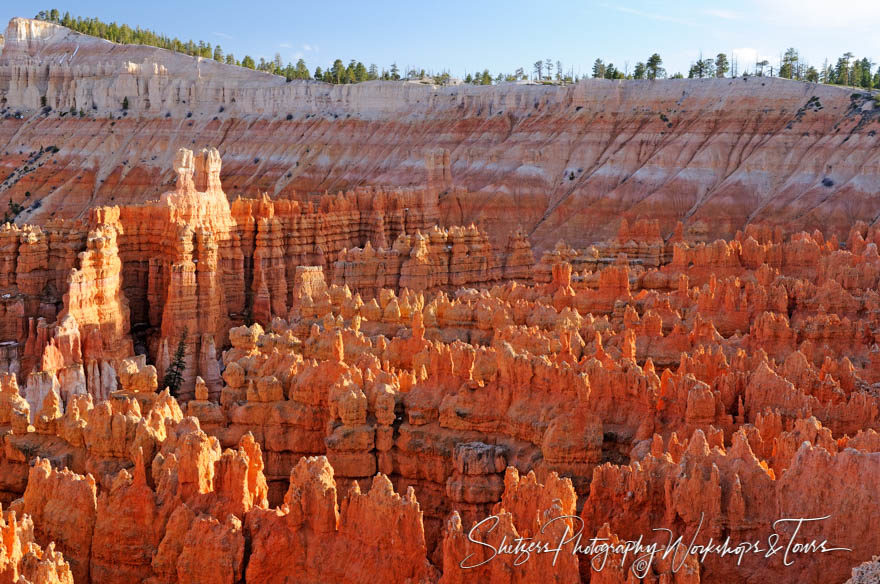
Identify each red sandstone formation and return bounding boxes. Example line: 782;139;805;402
0;503;73;583
2;18;880;251
246;456;436;583
0;146;443;402
441;467;580;583
0;14;879;584
0;168;878;581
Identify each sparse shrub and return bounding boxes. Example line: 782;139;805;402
3;200;24;224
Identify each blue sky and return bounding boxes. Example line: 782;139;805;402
3;1;879;78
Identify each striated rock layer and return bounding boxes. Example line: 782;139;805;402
1;18;880;251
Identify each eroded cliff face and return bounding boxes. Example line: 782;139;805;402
0;150;877;581
0;15;879;584
2;18;880;252
0;146;444;402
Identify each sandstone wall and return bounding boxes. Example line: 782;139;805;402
2;19;879;249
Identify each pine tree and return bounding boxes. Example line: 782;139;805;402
162;328;188;397
354;61;368;82
702;58;715;78
331;59;345;83
756;60;769;77
715;53;729;78
779;48;799;79
633;62;646;79
833;53;853;85
646;53;665;79
858;57;873;88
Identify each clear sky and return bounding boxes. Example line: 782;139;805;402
2;0;879;78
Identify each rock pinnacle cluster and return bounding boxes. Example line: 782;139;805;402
0;15;878;584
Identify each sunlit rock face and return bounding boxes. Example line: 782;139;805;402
2;18;879;251
0;15;879;584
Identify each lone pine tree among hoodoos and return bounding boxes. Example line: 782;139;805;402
161;327;188;397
